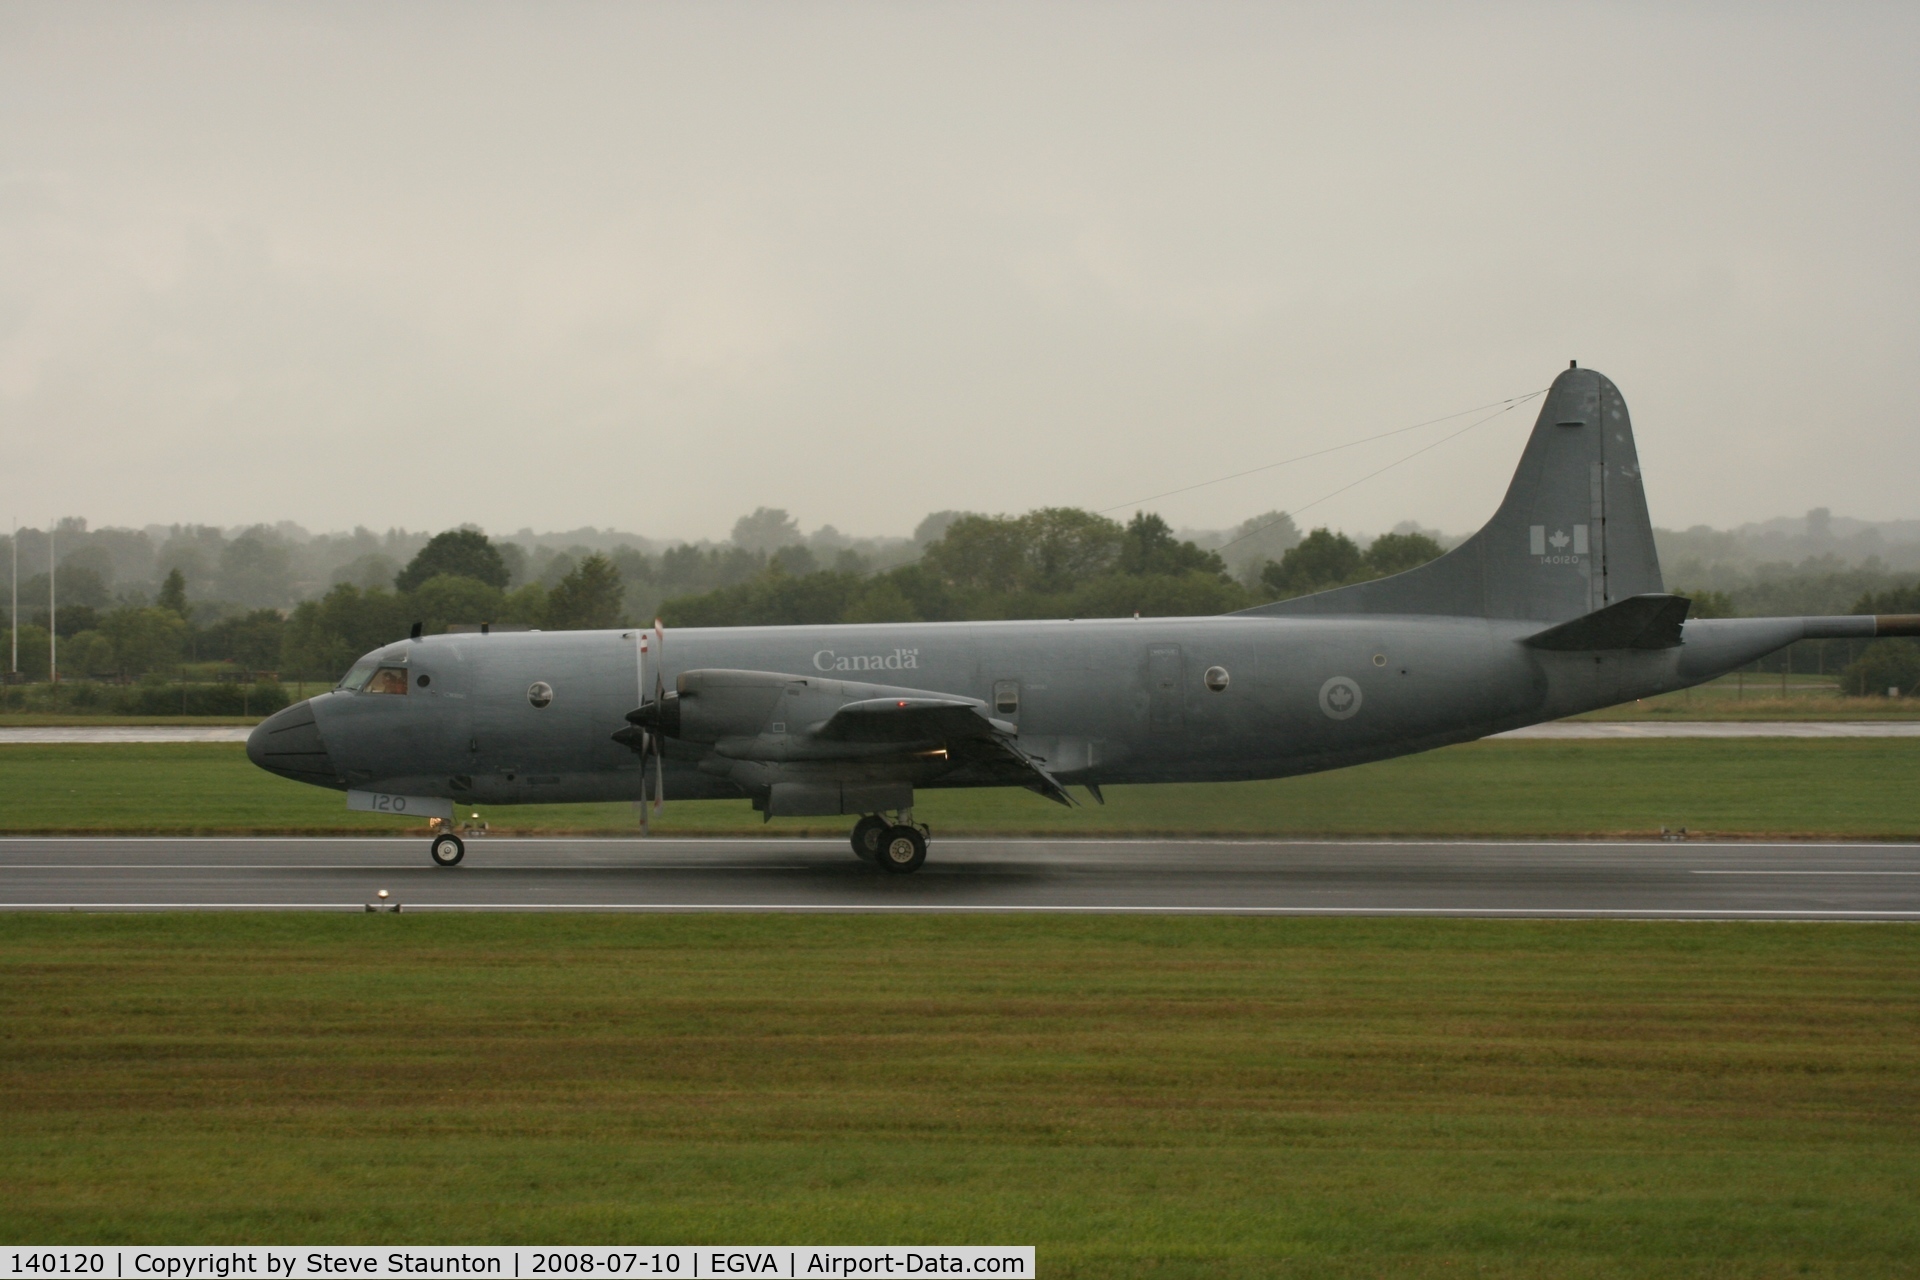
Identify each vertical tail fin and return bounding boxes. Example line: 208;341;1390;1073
1239;365;1663;624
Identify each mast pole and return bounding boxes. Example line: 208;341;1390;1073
48;521;56;684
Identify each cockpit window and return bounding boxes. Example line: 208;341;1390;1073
364;666;410;696
337;658;380;691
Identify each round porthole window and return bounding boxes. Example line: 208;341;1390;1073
1373;654;1387;667
1204;665;1230;692
416;673;431;688
527;681;553;709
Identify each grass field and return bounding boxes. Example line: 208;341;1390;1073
2;914;1916;1275
3;738;1918;839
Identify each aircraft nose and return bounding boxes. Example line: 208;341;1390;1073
247;699;339;785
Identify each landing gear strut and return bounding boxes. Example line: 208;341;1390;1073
430;833;465;867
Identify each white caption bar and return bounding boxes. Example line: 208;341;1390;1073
2;1249;1034;1280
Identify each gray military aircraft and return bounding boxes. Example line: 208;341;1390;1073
249;364;1919;871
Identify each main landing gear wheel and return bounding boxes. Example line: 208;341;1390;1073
430;833;466;867
850;814;888;862
877;825;927;874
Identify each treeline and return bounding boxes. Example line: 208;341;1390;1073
658;514;1447;627
284;531;630;676
0;530;638;682
8;507;1919;698
649;514;1920;697
1840;585;1920;697
0;509;918;629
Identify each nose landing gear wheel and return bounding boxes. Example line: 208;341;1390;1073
878;825;927;874
429;833;465;867
850;814;887;862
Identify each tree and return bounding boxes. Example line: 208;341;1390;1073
63;631;116;677
26;566;111;612
409;574;508;633
29;592;102;638
913;510;974;547
921;515;1030;593
1364;531;1445;577
662;570;862;628
1021;508;1124;592
157;568;189;616
217;530;296;607
502;583;549;627
200;609;287;670
658;543;764;596
1119;513;1228;578
102;606;188;676
1220;510;1301;583
1841;639;1920;697
395;529;510;593
843;578;920;624
1262;528;1365;598
770;545;819;576
545;553;625;629
731;507;803;554
1065;571;1252;619
332;553;398;591
283;585;410;678
496;540;529;587
1853;584;1920;615
12;624;50;679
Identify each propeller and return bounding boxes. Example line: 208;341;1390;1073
636;629;653;836
623;621;671;836
649;618;666;817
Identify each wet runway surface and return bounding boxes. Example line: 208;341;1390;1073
3;836;1918;917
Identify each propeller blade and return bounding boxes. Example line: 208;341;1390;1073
652;618;666;813
637;631;651;837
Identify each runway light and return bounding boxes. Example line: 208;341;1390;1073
378;889;389;899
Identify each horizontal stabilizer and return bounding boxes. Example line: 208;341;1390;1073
1524;593;1691;651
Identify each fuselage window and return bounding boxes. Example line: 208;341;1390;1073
994;680;1020;715
364;666;410;696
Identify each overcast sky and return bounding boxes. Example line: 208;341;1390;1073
3;2;1916;543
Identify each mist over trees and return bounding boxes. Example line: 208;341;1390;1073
4;507;1920;687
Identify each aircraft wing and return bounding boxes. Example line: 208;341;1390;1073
811;697;1078;807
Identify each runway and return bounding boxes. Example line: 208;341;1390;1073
3;835;1918;918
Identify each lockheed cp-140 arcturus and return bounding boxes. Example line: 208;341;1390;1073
249;365;1920;872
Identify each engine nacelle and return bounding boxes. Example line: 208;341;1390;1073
632;669;788;744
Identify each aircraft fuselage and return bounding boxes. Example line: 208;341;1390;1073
269;611;1796;810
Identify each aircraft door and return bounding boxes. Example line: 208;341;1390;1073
1148;643;1185;733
